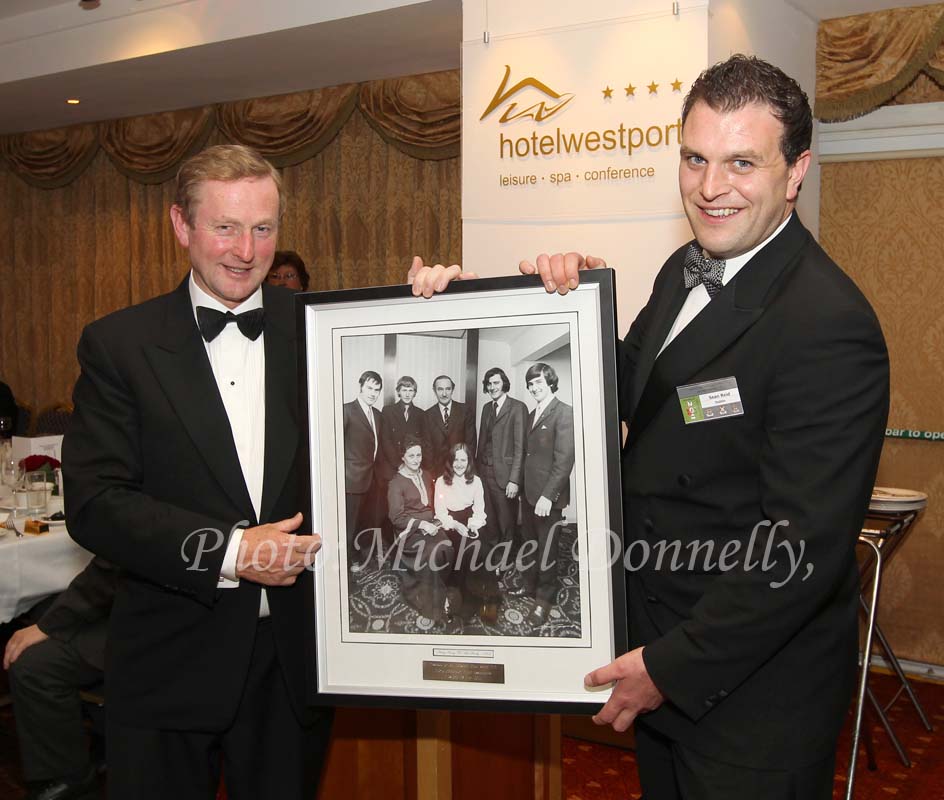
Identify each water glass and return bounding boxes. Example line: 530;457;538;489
26;473;49;515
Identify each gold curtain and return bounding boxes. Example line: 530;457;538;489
820;156;944;664
0;70;458;188
359;71;461;160
0;103;460;413
0;124;99;189
100;107;216;184
216;84;359;167
816;3;944;121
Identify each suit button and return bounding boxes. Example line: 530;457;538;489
704;698;715;708
643;518;654;533
677;473;692;488
718;690;728;698
645;595;658;603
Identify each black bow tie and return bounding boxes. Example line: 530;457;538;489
196;306;265;342
682;243;726;298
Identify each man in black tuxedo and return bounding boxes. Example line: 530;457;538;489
63;145;332;799
517;363;575;630
410;55;889;799
343;370;383;570
475;367;527;566
422;375;476;478
5;557;117;800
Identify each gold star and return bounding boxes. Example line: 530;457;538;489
648;81;659;94
624;83;636;97
602;86;613;99
671;78;683;92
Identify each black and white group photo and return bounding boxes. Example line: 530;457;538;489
338;322;581;638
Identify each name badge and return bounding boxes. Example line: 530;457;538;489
677;377;744;425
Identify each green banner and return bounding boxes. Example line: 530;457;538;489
885;428;944;441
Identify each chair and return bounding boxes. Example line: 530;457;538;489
32;402;74;436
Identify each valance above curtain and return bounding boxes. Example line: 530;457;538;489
815;3;944;121
0;70;459;188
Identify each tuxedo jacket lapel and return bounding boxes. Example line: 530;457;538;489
628;263;688;419
144;281;255;519
260;287;298;524
627;215;809;446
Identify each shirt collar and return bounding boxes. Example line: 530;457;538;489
534;394;554;418
189;272;264;325
357;397;375;420
718;212;793;286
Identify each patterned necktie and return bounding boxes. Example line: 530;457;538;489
404;405;409;422
682;243;726;298
196;306;265;342
443;406;450;427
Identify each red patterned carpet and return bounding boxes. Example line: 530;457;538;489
563;671;944;800
0;649;941;799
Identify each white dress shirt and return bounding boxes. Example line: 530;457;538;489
189;275;268;615
357;397;378;458
658;214;792;356
531;394;554;428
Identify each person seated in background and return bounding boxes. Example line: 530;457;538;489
434;443;498;623
0;379;18;435
4;557;119;800
387;437;455;622
265;250;309;291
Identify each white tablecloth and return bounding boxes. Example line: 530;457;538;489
0;525;93;623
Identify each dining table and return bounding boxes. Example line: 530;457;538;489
0;500;93;624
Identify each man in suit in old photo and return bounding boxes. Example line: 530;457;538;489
475;367;527;576
518;363;575;630
422;374;476;478
343;370;384;570
381;375;425;480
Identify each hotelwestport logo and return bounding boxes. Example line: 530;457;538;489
479;64;575;124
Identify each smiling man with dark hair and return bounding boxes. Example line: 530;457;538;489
410;54;889;799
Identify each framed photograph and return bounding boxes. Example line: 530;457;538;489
298;271;625;711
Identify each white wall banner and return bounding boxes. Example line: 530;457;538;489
462;6;709;224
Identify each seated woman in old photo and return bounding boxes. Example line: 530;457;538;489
387;437;456;622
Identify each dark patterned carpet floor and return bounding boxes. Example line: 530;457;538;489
347;526;583;638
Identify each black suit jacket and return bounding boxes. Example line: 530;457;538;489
422;400;476;477
620;214;889;769
63;279;315;730
380;401;425;480
476;395;527;489
343;399;381;494
524;396;575;509
38;556;118;671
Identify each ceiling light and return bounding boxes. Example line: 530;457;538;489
66;99;81;105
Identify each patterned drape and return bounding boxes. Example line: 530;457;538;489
0;71;461;412
815;3;944;121
0;70;459;186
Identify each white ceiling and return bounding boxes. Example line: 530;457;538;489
0;0;937;135
1;0;74;17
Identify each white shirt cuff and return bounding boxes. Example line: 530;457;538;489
218;526;244;587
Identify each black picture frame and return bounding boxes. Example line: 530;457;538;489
297;270;625;712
